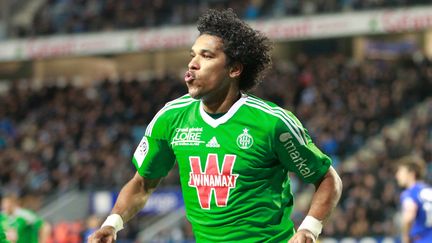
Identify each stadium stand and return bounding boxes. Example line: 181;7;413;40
321;97;432;237
4;0;432;38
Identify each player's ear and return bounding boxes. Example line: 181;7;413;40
229;62;243;78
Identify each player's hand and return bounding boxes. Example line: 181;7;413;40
87;226;116;243
6;228;18;242
288;229;317;243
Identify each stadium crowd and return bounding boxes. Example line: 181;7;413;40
321;99;432;237
0;50;431;240
6;0;430;37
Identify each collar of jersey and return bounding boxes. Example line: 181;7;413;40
199;93;248;128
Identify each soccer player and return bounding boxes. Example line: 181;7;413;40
1;194;49;243
395;156;432;243
89;9;342;243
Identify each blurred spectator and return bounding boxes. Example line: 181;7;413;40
49;221;82;243
82;215;101;241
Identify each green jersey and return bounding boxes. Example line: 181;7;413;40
1;209;43;243
133;94;331;242
0;231;7;243
0;214;9;243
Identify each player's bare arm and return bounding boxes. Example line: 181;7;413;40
88;172;160;243
401;199;417;243
111;172;160;221
309;167;342;221
289;166;342;243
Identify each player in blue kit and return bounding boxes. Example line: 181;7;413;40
395;155;432;243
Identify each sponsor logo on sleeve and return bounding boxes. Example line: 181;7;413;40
279;132;315;178
279;132;292;142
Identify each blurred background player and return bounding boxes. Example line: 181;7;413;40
395;156;432;243
0;194;50;243
82;215;102;240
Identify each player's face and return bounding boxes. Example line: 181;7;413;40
1;198;14;215
395;166;411;188
185;34;234;101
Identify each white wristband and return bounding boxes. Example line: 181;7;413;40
297;216;323;238
101;214;124;239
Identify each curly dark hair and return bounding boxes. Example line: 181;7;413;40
197;9;272;91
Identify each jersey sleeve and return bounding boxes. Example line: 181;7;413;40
400;190;411;203
32;217;44;233
132;108;176;179
274;110;331;184
400;187;420;206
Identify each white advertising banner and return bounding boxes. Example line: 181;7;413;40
0;6;432;61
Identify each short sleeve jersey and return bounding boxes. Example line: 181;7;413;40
400;182;432;241
133;94;331;242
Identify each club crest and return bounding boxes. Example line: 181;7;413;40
236;128;253;149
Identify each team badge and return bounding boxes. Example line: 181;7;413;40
236;128;253;149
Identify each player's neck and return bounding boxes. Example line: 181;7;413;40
202;87;241;114
406;179;418;188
